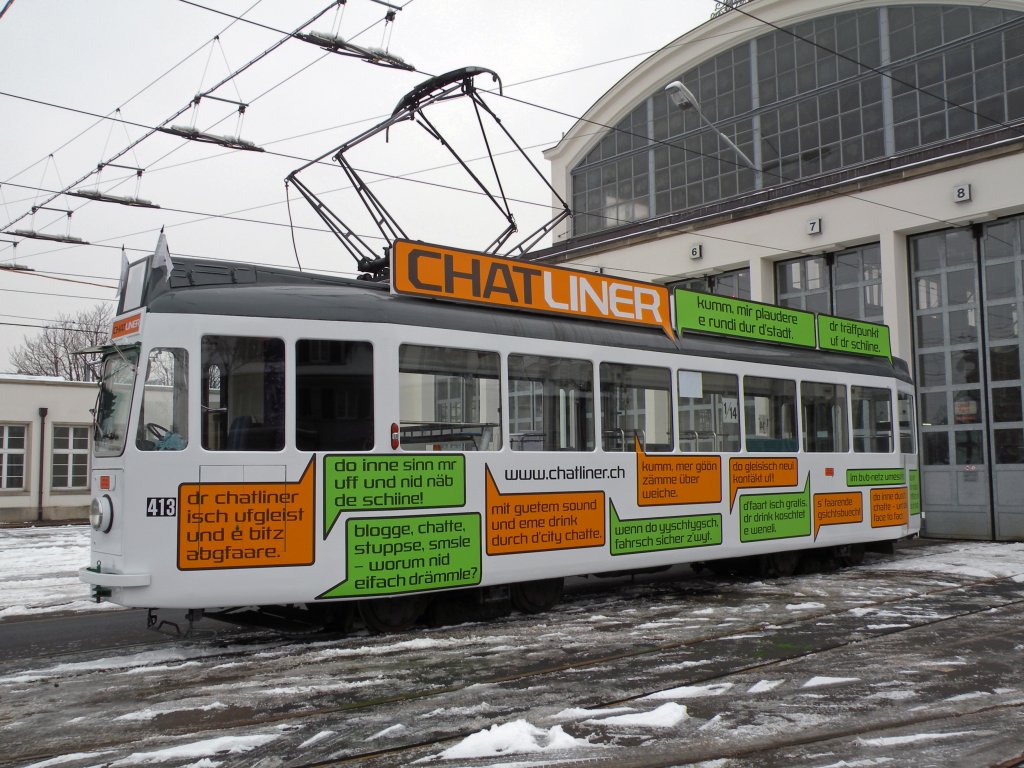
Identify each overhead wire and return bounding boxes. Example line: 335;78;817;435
3;2;1022;285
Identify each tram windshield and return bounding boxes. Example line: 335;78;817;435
93;347;139;457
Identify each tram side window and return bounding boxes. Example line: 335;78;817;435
743;376;797;452
136;348;188;451
399;345;501;451
508;355;594;451
201;336;285;451
677;370;740;452
296;340;373;451
600;363;671;452
852;386;893;453
800;382;849;453
898;392;917;454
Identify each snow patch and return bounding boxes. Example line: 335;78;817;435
585;702;688;728
110;733;279;764
858;731;976;747
803;676;860;688
436;720;594;759
645;682;733;700
747;679;784;694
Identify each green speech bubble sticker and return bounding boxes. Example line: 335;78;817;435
738;476;811;542
846;468;906;487
675;290;816;348
323;454;466;537
318;512;481;599
609;500;721;555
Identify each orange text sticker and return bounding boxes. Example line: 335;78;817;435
813;492;863;540
485;467;604;555
728;457;798;508
870;487;909;528
636;437;721;506
178;458;315;569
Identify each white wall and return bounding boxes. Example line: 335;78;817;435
0;376;97;523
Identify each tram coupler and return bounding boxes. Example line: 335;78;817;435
147;608;204;638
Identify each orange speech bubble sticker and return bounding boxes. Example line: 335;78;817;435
635;438;721;507
485;467;604;555
178;458;315;570
812;492;863;540
728;457;798;509
870;487;909;528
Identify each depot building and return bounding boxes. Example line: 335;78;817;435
538;0;1024;540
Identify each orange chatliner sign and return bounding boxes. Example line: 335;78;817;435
178;459;315;569
111;312;143;341
392;240;673;336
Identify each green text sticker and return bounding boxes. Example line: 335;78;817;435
675;290;816;348
323;454;466;536
318;513;481;598
609;500;721;555
739;476;811;542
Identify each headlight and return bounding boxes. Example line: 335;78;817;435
90;495;114;533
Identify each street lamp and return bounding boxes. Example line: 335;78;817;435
664;81;759;176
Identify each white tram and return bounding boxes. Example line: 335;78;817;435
82;239;919;632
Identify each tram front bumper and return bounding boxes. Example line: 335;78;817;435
80;566;151;602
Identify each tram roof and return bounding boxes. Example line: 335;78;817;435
142;256;910;383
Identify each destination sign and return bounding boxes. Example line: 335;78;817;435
675;290;816;348
392;240;673;336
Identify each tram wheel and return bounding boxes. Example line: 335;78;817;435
359;594;429;633
510;578;564;614
835;543;865;567
761;550;800;578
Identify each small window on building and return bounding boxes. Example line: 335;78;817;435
600;363;672;451
52;425;90;489
136;348;189;451
508;354;594;451
296;340;374;450
1;424;27;490
399;345;501;451
852;386;893;453
678;370;740;452
801;381;849;452
202;336;285;451
744;376;797;452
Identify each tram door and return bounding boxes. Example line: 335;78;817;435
911;218;1024;540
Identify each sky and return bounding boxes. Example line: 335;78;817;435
0;0;721;372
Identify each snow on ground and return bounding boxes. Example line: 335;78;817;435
0;525;122;620
7;528;1024;766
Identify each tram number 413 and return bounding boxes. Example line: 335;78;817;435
146;497;177;517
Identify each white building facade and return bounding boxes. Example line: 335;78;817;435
542;0;1024;540
0;376;95;523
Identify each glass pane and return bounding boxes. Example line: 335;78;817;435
743;376;797;452
953;390;981;424
988;304;1019;340
899;392;917;454
951;350;980;384
918;352;947;386
923;432;950;465
921;392;947;426
601;363;672;451
992;387;1023;423
679;371;740;453
137;348;189;451
201;336;285;452
995;429;1024;464
955;430;984;464
990;346;1021;381
400;345;501;451
851;386;893;452
296;340;374;451
509;355;594;451
801;381;849;452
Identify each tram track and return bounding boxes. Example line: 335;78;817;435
8;557;1024;767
